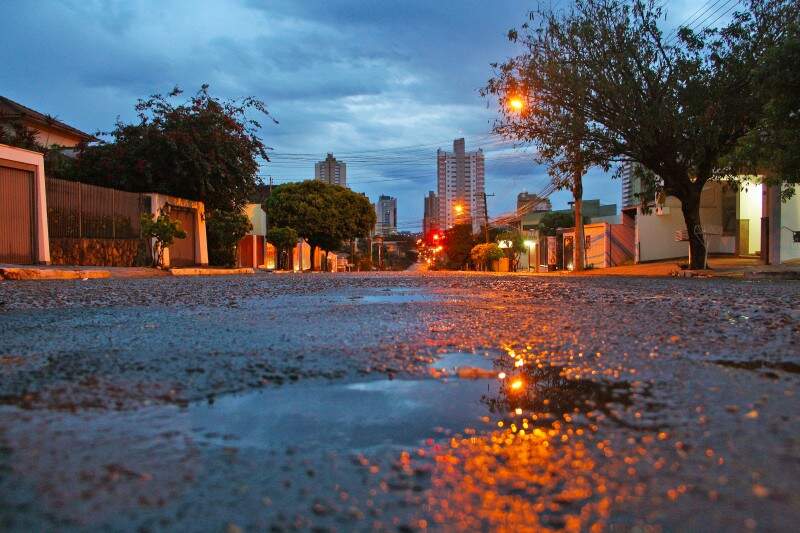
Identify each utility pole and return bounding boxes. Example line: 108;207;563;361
482;192;495;243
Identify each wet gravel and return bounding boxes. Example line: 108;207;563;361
1;272;799;531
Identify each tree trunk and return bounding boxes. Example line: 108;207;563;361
573;173;585;272
680;191;707;269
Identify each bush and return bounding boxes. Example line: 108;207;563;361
206;209;252;266
470;243;504;271
140;211;186;267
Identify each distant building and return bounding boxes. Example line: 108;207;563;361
437;138;485;233
521;199;618;230
423;190;438;235
517;191;551;213
373;195;397;236
314;153;347;188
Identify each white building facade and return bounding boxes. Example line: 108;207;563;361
437;138;485;234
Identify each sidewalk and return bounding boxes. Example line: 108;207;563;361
519;256;800;279
0;265;255;281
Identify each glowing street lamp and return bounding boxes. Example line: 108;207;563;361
509;97;524;113
454;204;464;215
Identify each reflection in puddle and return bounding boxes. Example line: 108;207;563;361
191;378;497;451
0;347;662;531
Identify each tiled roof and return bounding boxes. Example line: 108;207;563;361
0;95;94;142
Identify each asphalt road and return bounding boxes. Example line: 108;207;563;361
1;272;798;532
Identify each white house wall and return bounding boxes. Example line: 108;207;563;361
637;184;726;262
780;185;800;263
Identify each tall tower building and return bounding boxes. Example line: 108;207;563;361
437;138;485;233
315;153;347;188
423;190;438;235
373;195;397;237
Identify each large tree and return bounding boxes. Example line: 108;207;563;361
264;181;376;268
724;14;800;197
485;0;796;269
70;85;273;212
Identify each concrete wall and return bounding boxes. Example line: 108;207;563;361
243;203;267;236
31;124;85;149
636;183;726;262
0;143;50;264
147;193;209;267
292;240;311;271
780;185;800;263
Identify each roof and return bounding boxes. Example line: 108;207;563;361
0;95;94;142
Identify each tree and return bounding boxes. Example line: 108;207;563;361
496;230;526;271
266;227;298;270
470;243;505;271
140;211;187;268
206;209;253;267
70;85;273;212
264;181;376;269
536;212;584;236
441;223;477;270
724;16;800;197
485;0;796;269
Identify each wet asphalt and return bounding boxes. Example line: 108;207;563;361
0;272;798;532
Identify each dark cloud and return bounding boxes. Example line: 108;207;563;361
2;0;700;225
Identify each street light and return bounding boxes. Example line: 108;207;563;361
509;97;524;112
454;204;464;215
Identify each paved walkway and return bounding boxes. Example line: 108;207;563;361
0;264;253;280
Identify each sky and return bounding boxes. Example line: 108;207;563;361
1;0;711;232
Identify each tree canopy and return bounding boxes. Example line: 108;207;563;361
485;0;798;268
68;85;273;212
205;209;253;266
440;223;476;270
264;180;376;253
724;15;800;197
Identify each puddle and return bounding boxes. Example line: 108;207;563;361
428;351;496;372
190;378;498;451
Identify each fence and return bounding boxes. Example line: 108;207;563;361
45;178;147;239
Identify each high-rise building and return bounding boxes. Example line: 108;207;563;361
373;195;397;237
315;153;347;187
517;192;552;213
423;190;438;235
437;138;485;233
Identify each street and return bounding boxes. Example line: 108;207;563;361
1;272;799;531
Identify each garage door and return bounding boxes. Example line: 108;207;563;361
0;165;35;264
168;206;196;267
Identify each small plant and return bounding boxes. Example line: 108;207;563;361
140;211;186;267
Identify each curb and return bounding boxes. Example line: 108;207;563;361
0;268;111;281
168;267;255;276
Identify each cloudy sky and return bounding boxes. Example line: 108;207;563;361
2;0;706;231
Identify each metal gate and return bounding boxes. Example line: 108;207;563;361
168;206;196;266
0;165;35;264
